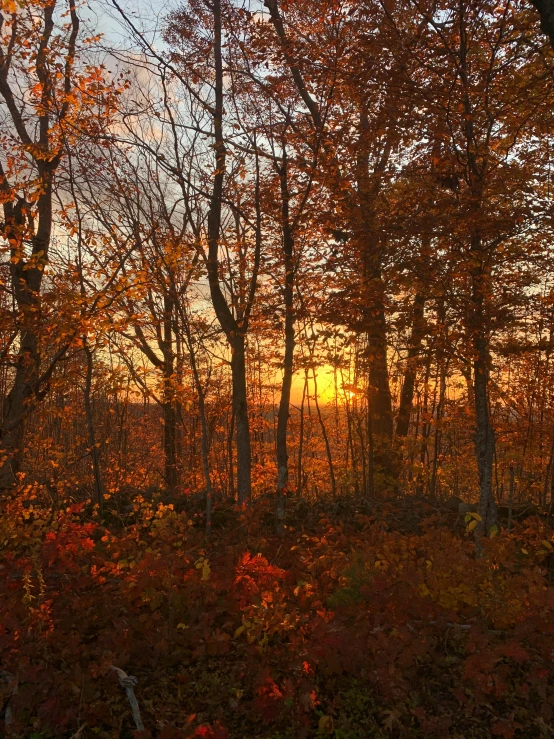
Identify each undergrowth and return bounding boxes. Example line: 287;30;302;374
1;491;553;738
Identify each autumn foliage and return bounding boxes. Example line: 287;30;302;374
1;492;554;737
3;0;554;736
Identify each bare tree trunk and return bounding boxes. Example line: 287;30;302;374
396;292;426;437
366;391;375;497
0;187;51;487
430;359;447;498
296;369;308;497
545;439;554;510
203;0;258;505
162;296;177;494
358;416;367;496
231;336;252;505
0;332;38;487
185;336;212;532
508;465;515;532
340;365;359;493
83;342;103;517
0;1;80;488
275;156;295;532
227;403;235;501
471;258;498;535
416;352;432;497
312;367;336;496
198;387;213;534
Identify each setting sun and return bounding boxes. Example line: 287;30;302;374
1;0;552;735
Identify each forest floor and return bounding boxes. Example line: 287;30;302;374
1;491;554;739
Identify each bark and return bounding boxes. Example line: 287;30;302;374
203;0;258;504
355;109;396;483
430;360;447;498
358;417;367;494
545;439;554;510
180;309;213;533
0;1;79;487
508;465;515;532
312;367;336;496
227;404;235;501
83;342;104;517
471;261;498;535
296;370;308;497
162;393;177;493
0;188;51;487
396;293;426;437
275;157;295;532
161;296;177;493
416;350;432;497
366;392;375;497
548;446;554;518
231;336;252;505
131;310;177;495
197;385;213;534
367;307;393;439
360;240;396;488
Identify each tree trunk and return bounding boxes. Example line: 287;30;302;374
312;367;336;496
0;187;51;488
162;393;177;494
204;0;255;505
275;157;295;532
473;334;498;534
0;0;80;488
231;336;252;505
396;292;426;437
366;391;375;497
180;299;214;533
296;369;308;497
162;296;177;494
430;359;447;498
0;330;38;487
83;342;103;517
367;312;393;439
227;403;235;501
471;260;498;535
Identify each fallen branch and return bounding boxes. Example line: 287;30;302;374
69;724;87;739
110;666;145;732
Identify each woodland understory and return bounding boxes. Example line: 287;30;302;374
4;0;554;735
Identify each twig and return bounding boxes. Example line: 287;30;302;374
69;724;87;739
110;666;145;732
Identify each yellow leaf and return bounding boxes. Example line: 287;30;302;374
542;540;553;550
468;520;478;531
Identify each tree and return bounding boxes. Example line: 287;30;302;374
386;0;554;531
0;0;116;488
